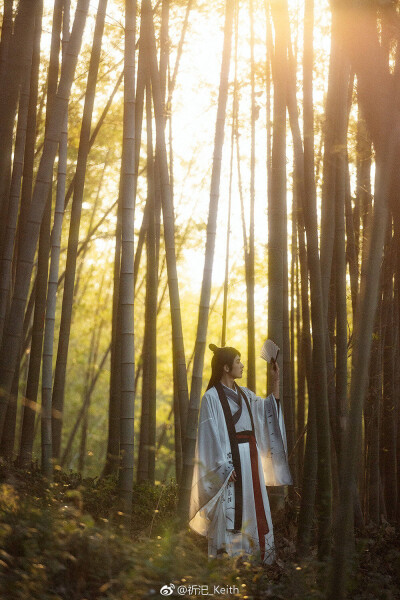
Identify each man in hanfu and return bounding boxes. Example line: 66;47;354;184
189;343;292;565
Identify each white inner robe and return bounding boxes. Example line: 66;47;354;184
189;384;292;565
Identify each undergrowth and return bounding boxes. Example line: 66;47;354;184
0;462;399;600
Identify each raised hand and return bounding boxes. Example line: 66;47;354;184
270;358;280;398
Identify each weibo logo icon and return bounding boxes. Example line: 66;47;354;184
159;583;175;596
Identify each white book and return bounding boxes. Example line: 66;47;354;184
260;339;280;363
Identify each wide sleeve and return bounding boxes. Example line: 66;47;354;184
273;395;288;455
247;389;293;487
188;393;234;537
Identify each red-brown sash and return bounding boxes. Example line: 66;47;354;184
236;430;269;562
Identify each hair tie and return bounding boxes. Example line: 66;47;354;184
209;343;219;353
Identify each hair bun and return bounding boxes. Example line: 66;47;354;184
209;343;219;353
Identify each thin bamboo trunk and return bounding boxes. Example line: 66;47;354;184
77;327;97;473
394;284;400;521
268;0;286;359
236;108;251;336
327;256;339;502
344;165;359;320
178;0;234;523
295;103;319;548
137;78;158;484
353;117;372;291
365;294;381;523
78;399;89;473
78;280;106;474
150;151;162;484
293;170;305;484
137;0;164;485
265;2;272;407
320;15;341;318
117;0;136;520
268;0;288;513
320;13;350;482
247;0;256;392
334;68;349;472
283;182;296;492
296;385;317;559
104;0;148;479
145;0;190;487
40;110;68;476
290;166;297;485
381;227;397;520
265;0;272;214
395;214;400;521
159;0;169;102
221;105;233;346
222;0;237;347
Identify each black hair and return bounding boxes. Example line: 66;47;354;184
206;343;241;391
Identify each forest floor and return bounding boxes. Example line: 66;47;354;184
0;462;399;600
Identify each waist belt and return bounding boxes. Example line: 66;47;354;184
236;429;255;442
